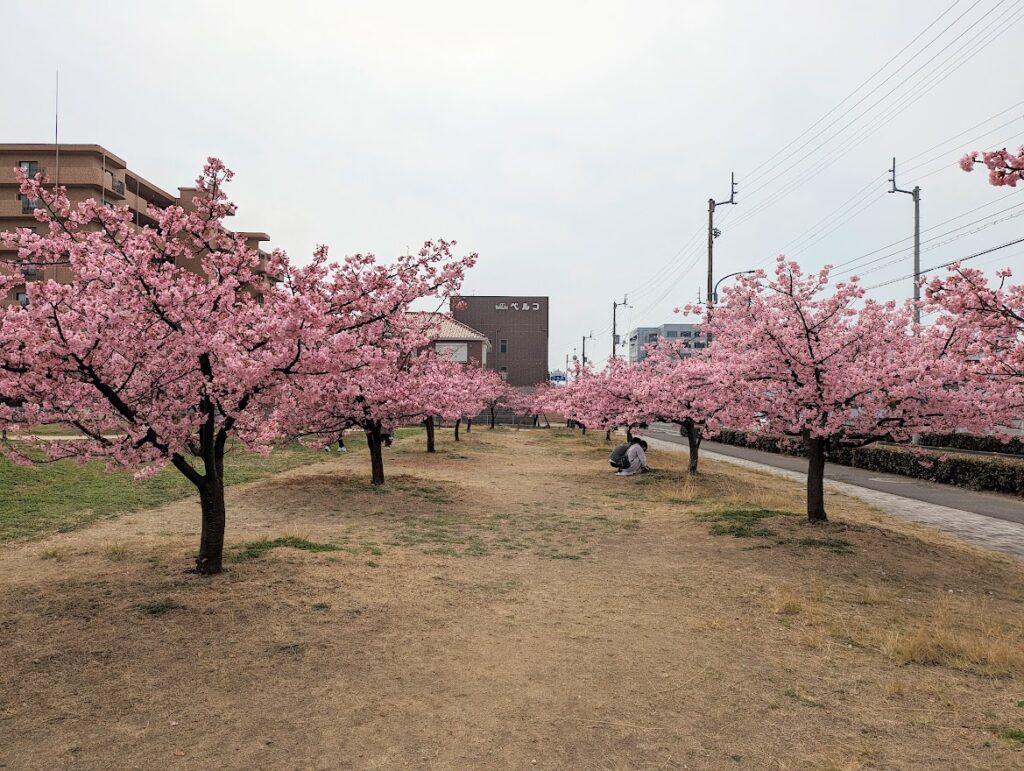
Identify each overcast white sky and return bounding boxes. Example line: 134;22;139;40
3;0;1022;371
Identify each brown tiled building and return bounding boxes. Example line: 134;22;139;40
0;144;272;304
451;296;549;386
406;312;491;366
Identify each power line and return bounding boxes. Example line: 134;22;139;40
727;0;1018;231
764;110;1024;265
832;189;1024;272
742;0;970;184
602;1;1022;335
854;206;1024;277
864;236;1024;289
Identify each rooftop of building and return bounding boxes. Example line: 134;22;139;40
453;294;549;301
405;312;492;347
0;143;128;169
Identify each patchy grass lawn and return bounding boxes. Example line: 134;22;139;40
1;426;1023;769
0;442;327;542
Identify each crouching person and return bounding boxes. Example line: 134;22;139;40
616;438;649;476
609;439;631;471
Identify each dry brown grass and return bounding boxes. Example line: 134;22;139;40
880;599;1024;678
2;427;1024;770
773;591;804;616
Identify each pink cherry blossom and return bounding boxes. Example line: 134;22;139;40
0;161;476;573
958;146;1024;186
699;256;989;522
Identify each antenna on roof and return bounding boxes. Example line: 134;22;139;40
54;70;60;187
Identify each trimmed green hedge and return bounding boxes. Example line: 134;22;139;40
714;429;1024;496
917;432;1024;457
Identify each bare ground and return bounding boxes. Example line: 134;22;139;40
1;428;1023;770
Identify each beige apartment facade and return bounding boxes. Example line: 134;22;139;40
0;143;272;304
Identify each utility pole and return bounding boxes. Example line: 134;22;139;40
707;172;738;306
888;157;921;325
611;295;631;362
582;331;594;366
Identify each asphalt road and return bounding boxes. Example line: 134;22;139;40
645;424;1024;528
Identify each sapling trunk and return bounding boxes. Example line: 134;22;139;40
366;426;385;486
806;435;828;523
682;418;701;474
466;418;472;433
424;416;436;453
489;406;496;429
454;418;461;442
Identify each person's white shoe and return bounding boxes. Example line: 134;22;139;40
337;446;347;453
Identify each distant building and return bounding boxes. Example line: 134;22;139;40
627;323;707;363
0;143;273;305
405;312;491;367
451;296;549;386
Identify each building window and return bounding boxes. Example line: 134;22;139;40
19;194;40;214
15;292;28;308
499;339;507;353
435;342;468;363
693;342;706;349
666;331;677;338
18;161;38;177
646;333;658;343
499;366;508;381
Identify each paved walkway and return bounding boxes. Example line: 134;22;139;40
642;427;1024;560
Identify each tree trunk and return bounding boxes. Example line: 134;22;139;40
454;418;461;442
683;418;701;474
626;426;634;441
581;423;586;435
489;406;496;429
196;476;226;575
424;416;436;453
366;426;385;486
605;428;612;441
466;418;472;433
806;435;828;523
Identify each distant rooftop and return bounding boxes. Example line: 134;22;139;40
405;312;492;347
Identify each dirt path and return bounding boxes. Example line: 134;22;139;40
2;429;1023;769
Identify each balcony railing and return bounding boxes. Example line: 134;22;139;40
112;179;125;195
21;266;42;281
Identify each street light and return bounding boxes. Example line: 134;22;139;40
713;270;757;304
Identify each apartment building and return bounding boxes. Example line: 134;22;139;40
0;144;272;304
627;323;707;363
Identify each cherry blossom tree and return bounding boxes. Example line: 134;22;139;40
450;365;507;439
638;346;723;474
0;161;474;573
278;307;482;485
924;264;1024;423
532;366;599;432
960;147;1024;187
701;256;983;523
